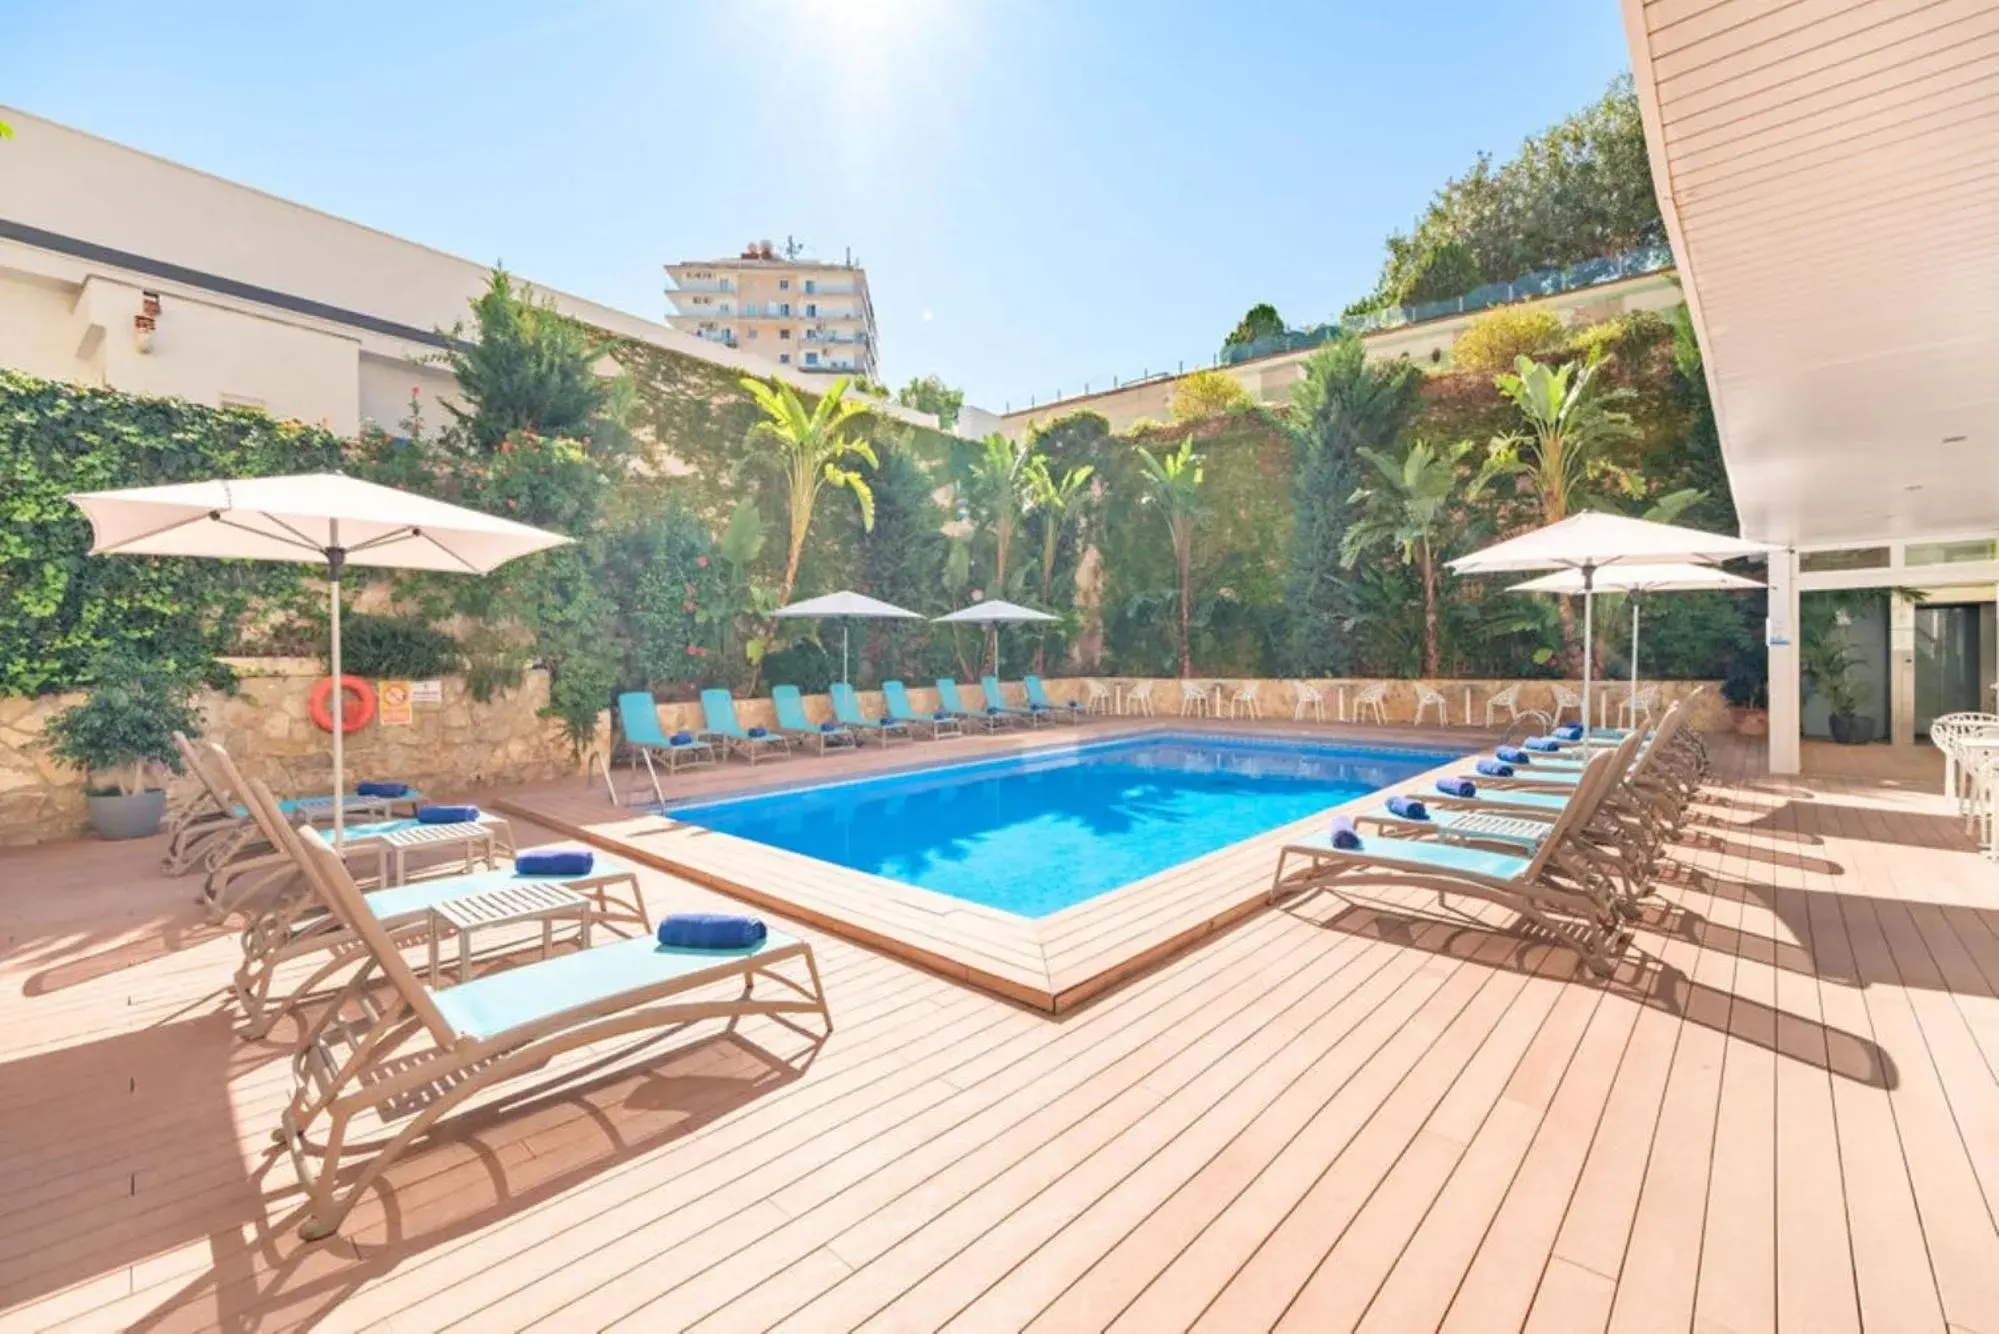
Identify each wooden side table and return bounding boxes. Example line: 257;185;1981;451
426;882;593;985
376;818;515;886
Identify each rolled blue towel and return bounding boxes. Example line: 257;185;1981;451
357;780;410;798
417;804;479;824
517;848;594;875
669;731;695;746
933;710;952;721
1495;745;1531;765
820;721;840;732
1476;758;1515;778
1067;701;1083;710
657;912;768;950
1386;794;1428;821
747;726;769;738
1554;723;1585;741
1328;816;1362;850
1525;737;1562;753
1435;775;1477;798
986;706;1003;715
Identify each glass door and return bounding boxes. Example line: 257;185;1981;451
1915;604;1983;735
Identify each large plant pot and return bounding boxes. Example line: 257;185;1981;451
86;789;167;840
1733;707;1768;737
1828;714;1877;745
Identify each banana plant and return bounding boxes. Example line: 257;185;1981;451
739;373;877;608
1341;438;1476;677
1027;459;1094;671
1132;437;1205;678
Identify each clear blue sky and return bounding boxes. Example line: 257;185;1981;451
1;0;1635;413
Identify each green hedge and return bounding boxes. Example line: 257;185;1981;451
0;372;340;696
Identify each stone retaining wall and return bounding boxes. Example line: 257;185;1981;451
0;658;602;846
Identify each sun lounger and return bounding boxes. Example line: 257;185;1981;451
1270;748;1629;975
883;680;961;738
700;688;791;764
773;684;858;755
831;682;911;744
1023;674;1086;724
939;677;1011;732
163;731;407;877
277;815;828;1239
979;675;1042;726
604;691;715;803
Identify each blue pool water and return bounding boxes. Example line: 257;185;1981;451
663;734;1458;917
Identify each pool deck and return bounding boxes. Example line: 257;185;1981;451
493;718;1482;1011
6;729;1999;1331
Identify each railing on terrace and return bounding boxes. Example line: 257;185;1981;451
1001;244;1675;413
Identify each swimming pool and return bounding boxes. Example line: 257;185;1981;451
663;733;1459;918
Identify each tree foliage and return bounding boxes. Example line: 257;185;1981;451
1169;369;1255;422
42;650;203;794
438;269;614;452
1221;303;1286;353
1450;307;1567;375
1354;76;1662;313
896;374;964;431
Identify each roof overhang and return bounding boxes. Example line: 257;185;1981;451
1619;0;1999;548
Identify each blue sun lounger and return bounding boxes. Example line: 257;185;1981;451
773;684;857;755
831;682;911;744
701;688;791;764
980;675;1042;726
1023;674;1086;724
608;691;715;802
940;677;1011;732
883;680;961;739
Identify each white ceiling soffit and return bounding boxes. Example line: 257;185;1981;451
1620;0;1999;548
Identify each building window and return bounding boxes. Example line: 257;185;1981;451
1800;547;1892;573
780;353;791;364
779;328;790;340
1906;539;1998;566
778;302;792;317
804;279;816;294
805;351;820;365
805;303;817;317
778;279;790;290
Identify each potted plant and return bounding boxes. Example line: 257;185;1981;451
1722;657;1768;736
42;652;205;839
1800;605;1874;744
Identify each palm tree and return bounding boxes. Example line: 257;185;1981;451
1488;351;1637;669
1341;439;1476;677
1133;437;1205;678
739;374;877;608
966;432;1041;596
1027;459;1094;671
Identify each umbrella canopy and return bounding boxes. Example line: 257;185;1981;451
934;600;1057;675
68;472;571;839
772;591;922;621
932;599;1058;625
1448;511;1774;575
1505;562;1767;596
1450;513;1773;733
68;473;571;573
772;590;922;684
1505;560;1766;730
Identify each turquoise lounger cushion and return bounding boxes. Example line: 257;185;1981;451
432;928;801;1040
1464;789;1568;812
1290;832;1529;881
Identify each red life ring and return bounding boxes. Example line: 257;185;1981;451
309;675;375;733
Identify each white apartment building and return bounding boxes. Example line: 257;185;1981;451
665;243;880;382
0;109;928;438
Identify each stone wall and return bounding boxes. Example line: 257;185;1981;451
0;658;603;847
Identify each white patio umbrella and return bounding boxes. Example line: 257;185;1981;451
1449;512;1773;732
933;598;1057;675
1507;562;1765;722
771;589;922;685
67;472;571;840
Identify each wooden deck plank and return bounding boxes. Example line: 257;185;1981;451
3;735;1997;1334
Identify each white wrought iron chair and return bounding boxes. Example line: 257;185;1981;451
1228;680;1260;718
1352;681;1388;725
1179;679;1212;717
1551;683;1583;727
1483;682;1521;727
1085;679;1114;714
1124;680;1156;716
1619;683;1660;729
1413;683;1450;727
1292;681;1325;722
1931;712;1999;829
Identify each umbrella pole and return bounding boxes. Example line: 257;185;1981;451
327;531;345;844
843;622;850;687
1581;564;1595;734
1631;593;1641;724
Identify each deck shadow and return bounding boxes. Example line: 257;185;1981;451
1286;886;1899;1089
121;1025;820;1332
